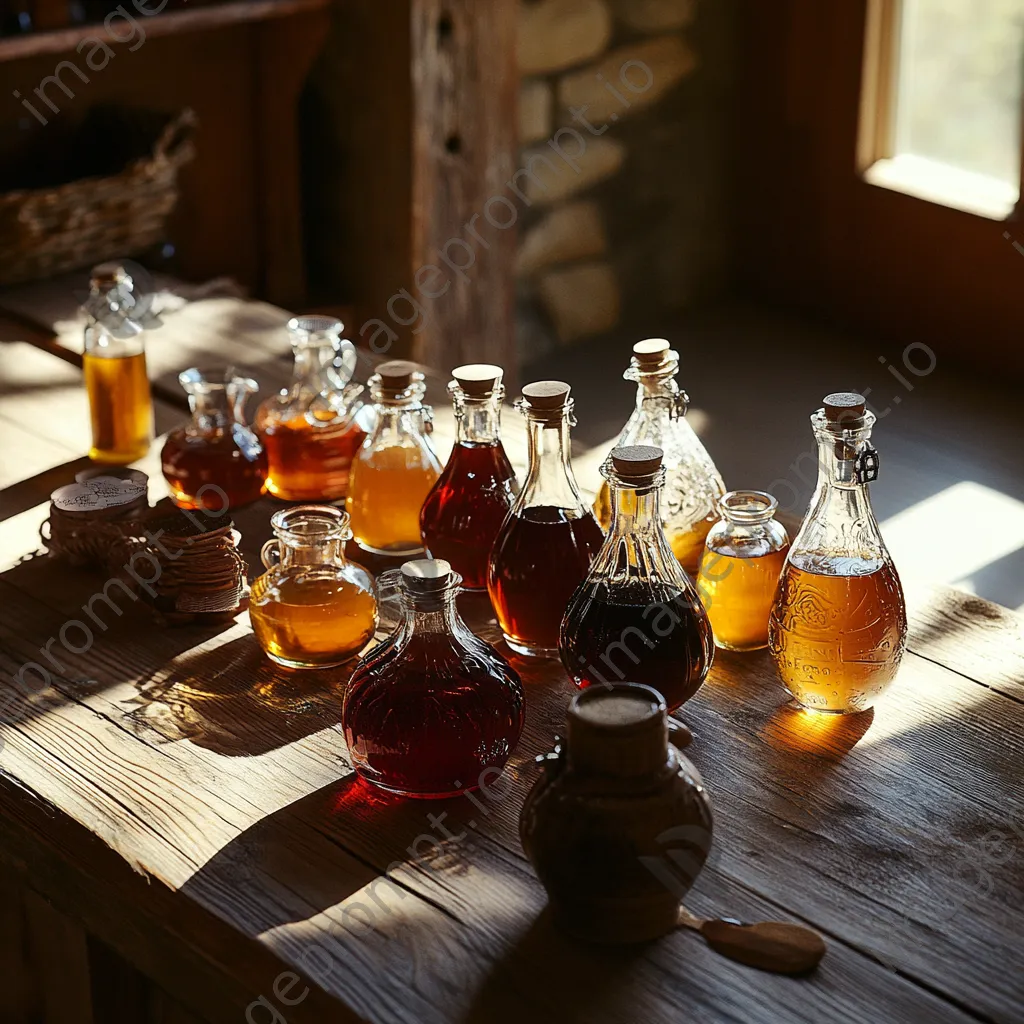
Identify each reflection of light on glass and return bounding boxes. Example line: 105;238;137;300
881;482;1024;589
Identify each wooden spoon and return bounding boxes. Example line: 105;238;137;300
677;905;826;975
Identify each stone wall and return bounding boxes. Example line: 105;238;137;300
515;0;735;361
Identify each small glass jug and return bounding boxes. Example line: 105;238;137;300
347;361;442;557
161;366;268;510
343;559;525;797
697;491;790;652
594;339;725;576
769;393;907;713
560;445;713;712
254;316;371;500
249;505;377;669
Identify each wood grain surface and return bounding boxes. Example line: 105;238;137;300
0;296;1022;1024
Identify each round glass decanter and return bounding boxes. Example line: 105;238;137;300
249;505;377;669
768;393;907;713
594;339;726;576
560;445;713;713
697;490;790;652
347;361;442;557
343;559;525;798
420;363;518;590
487;381;605;658
161;366;268;510
254;315;371;500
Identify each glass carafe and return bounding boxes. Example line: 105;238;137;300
488;381;605;658
420;364;518;590
697;490;790;652
254;316;370;500
347;361;442;557
82;262;155;464
161;366;268;510
768;393;907;714
249;505;377;669
594;339;725;576
343;559;525;797
560;445;713;712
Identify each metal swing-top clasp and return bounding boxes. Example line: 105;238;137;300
855;443;879;484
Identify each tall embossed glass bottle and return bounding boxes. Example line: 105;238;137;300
769;393;907;714
593;339;725;577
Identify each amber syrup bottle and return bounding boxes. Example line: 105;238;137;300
769;393;906;714
161;367;268;510
420;364;518;590
560;446;714;713
487;381;605;658
343;559;524;797
254;316;370;500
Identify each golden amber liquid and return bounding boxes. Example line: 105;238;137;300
594;481;714;576
83;351;152;463
259;415;366;500
768;559;906;713
346;445;440;555
249;571;377;668
698;546;789;651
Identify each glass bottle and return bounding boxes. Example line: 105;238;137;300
249;505;377;669
347;361;442;557
768;392;907;714
82;262;155;464
488;381;605;658
161;367;268;510
419;364;518;590
594;339;725;577
254;316;370;500
697;490;790;652
560;445;713;712
343;558;525;797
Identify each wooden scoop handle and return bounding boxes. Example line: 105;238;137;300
699;919;826;975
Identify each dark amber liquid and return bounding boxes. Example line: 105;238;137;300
161;429;268;510
420;442;517;590
560;581;712;711
343;632;524;797
259;415;366;500
769;557;906;713
488;506;605;655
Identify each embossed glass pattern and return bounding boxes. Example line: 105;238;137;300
593;340;726;576
768;395;907;714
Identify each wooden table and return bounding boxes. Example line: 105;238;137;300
2;296;1023;1024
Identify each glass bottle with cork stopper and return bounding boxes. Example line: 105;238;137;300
560;445;713;712
697;490;790;651
343;558;524;797
346;360;442;557
594;339;725;576
82;262;155;464
420;363;518;590
249;505;377;669
488;381;605;658
254;316;371;500
161;367;268;510
769;392;906;713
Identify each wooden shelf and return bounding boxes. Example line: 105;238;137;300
0;0;329;62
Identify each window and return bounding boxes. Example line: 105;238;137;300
860;0;1024;219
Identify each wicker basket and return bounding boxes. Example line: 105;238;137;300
0;107;197;288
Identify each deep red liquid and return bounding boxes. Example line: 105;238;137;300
419;441;517;589
488;506;605;653
560;581;712;711
161;429;268;510
343;631;524;797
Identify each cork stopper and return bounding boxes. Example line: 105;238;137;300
401;558;454;592
567;684;669;777
521;380;571;409
376;360;420;391
611;445;663;478
632;338;671;367
452;363;503;396
823;392;867;428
